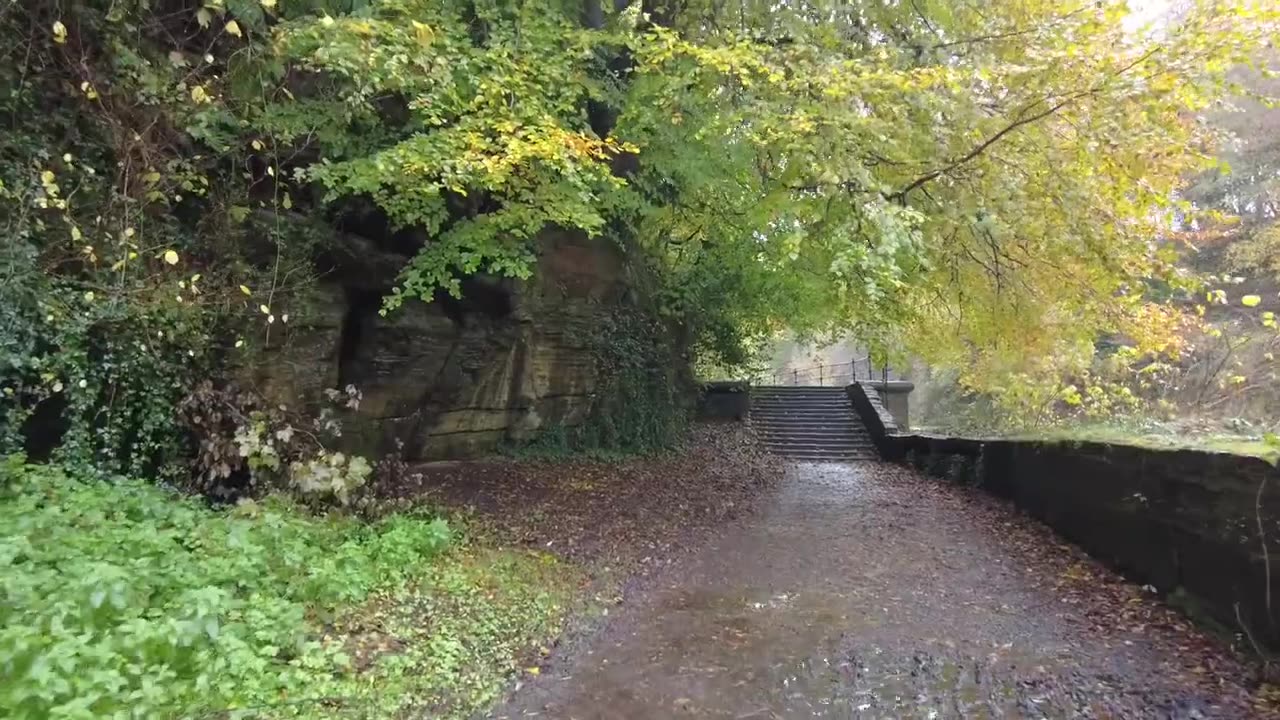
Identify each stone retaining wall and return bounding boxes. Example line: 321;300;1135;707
847;382;1280;650
697;381;750;421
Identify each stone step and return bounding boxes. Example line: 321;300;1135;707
764;446;874;457
753;392;848;398
752;412;855;422
757;426;868;436
754;392;849;397
747;394;849;399
753;388;850;394
758;418;852;423
757;412;860;422
754;385;848;391
762;435;875;445
754;393;850;399
752;404;854;412
759;427;868;438
755;405;854;410
768;450;879;461
752;408;855;416
763;437;872;449
756;427;861;437
754;395;850;399
751;384;878;461
752;392;855;397
757;425;870;438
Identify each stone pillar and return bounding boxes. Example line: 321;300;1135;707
865;380;914;430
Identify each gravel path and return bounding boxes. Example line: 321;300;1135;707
497;461;1267;719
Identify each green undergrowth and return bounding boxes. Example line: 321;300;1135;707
0;457;580;719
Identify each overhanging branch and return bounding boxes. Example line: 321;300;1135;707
889;48;1160;203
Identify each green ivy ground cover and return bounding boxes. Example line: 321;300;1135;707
0;457;578;718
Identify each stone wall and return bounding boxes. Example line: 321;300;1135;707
697;381;750;421
863;380;913;430
847;382;1280;650
243;229;628;460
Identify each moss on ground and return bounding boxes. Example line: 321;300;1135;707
1027;425;1279;464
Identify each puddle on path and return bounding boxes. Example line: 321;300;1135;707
497;462;1240;719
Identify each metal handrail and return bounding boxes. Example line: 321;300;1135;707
754;356;892;387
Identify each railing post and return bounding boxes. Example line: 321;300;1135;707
819;364;824;386
793;368;798;385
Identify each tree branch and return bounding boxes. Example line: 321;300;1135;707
890;96;1077;201
930;8;1087;51
890;48;1160;202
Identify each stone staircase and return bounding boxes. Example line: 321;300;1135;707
751;386;878;462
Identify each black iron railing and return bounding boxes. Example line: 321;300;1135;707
755;357;891;387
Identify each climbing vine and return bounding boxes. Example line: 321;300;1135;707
577;306;689;452
516;303;688;456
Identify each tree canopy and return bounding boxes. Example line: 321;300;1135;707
252;0;1277;374
4;0;1280;463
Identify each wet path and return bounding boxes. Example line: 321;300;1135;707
498;462;1256;719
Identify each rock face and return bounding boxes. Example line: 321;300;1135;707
244;229;627;460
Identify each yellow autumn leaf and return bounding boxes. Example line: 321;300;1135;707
1242;294;1261;307
259;304;270;315
413;21;435;45
163;250;180;266
196;8;212;28
240;285;252;296
52;21;67;44
225;20;242;37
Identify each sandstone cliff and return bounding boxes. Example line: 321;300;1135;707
244;228;629;460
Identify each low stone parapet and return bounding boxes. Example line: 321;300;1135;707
846;381;1280;651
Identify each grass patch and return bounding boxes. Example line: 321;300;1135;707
1025;424;1279;464
0;456;580;719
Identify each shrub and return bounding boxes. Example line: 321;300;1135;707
0;456;451;719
